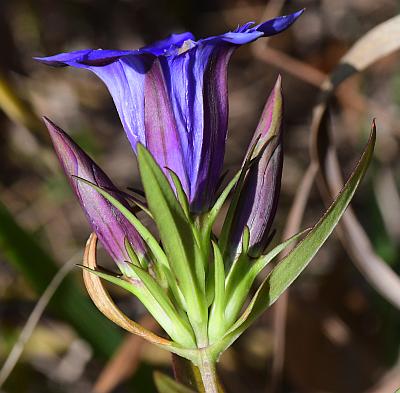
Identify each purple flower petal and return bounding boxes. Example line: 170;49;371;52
44;117;146;270
141;32;195;56
162;44;233;211
35;11;302;213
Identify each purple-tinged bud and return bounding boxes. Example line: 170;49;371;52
44;117;146;271
230;76;283;258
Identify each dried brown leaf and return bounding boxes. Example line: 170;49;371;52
82;233;173;346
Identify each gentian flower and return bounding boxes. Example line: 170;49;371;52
36;10;303;213
36;10;376;392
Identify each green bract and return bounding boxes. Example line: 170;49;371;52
77;125;375;373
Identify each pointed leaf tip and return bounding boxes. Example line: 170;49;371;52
214;126;375;356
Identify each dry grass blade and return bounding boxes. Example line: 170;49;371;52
93;315;159;393
338;15;400;83
310;14;400;310
373;168;400;243
0;252;80;388
249;0;326;88
268;13;400;392
256;4;323;391
252;46;326;88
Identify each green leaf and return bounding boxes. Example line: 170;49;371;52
241;226;250;254
167;168;191;219
0;199;122;357
158;263;187;311
73;177;194;314
214;128;375;356
208;241;226;343
131;265;196;348
154;372;196;393
78;265;194;348
218;158;254;260
123;191;153;218
203;170;241;236
224;229;309;329
73;176;170;271
137;144;207;339
124;237;142;267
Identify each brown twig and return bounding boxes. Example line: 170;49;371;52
373;167;400;243
252;45;326;88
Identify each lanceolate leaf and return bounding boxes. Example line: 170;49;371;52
204;170;241;236
213;127;375;356
167;168;191;219
250;229;310;280
223;229;309;328
208;242;226;343
218;143;258;259
137;144;207;339
131;265;196;348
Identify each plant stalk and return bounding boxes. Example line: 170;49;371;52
198;349;219;393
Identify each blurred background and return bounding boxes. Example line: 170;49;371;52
0;0;400;392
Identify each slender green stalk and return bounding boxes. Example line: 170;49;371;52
197;350;219;393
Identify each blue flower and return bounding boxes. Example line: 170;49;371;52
36;11;302;213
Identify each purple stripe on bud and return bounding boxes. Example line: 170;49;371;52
44;117;146;270
230;76;283;258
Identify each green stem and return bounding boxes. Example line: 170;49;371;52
198;350;219;393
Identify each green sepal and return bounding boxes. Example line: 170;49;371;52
166;167;191;220
76;264;190;346
136;144;207;342
130;264;196;348
203;170;241;237
212;127;375;357
124;191;153;218
159;263;187;311
224;228;309;328
208;241;226;343
124;237;144;268
241;226;250;254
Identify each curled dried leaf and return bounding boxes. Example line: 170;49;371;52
82;233;172;347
